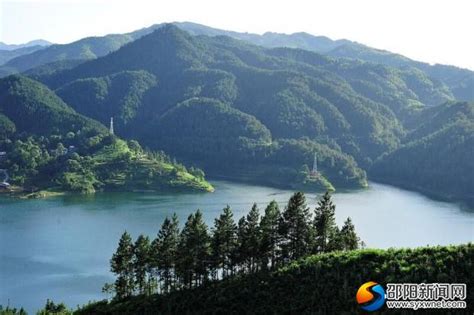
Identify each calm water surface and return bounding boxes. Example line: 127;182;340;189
0;180;473;312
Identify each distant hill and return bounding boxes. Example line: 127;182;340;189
0;28;162;74
0;45;46;65
173;22;474;102
172;21;352;53
326;42;474;101
1;22;472;103
0;39;51;51
2;35;134;73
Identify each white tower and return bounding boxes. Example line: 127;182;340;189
312;152;318;175
109;117;114;135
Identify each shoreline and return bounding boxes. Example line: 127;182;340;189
368;176;474;210
1;176;471;210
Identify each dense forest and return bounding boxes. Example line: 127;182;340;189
372;101;474;205
1;24;473;201
75;243;473;314
0;75;212;195
18;24;471;202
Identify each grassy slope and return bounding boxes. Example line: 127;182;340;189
77;244;473;314
91;139;214;193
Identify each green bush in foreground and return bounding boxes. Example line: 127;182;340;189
76;243;473;314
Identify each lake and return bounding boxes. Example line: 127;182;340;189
0;180;473;312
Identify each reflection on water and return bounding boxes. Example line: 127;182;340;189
0;180;473;312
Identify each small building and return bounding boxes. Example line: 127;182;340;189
0;182;10;189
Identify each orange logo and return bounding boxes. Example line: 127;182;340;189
356;281;385;312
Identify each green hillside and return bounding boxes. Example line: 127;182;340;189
1;25;471;201
371;101;474;205
0;75;213;195
76;244;474;314
0;75;105;135
56;70;158;133
38;25;433;190
33;25;466;194
0;45;45;65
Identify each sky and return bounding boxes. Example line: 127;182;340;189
1;0;473;70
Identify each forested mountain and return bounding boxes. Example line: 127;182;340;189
170;22;474;102
39;25;419;190
1;35;134;73
1;25;471;202
0;45;46;66
2;22;472;103
56;70;157;131
371;101;474;205
23;25;470;200
0;75;212;194
0;26;164;75
0;75;105;135
172;21;353;52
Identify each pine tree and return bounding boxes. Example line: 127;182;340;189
339;217;360;250
245;203;261;272
279;192;312;262
235;216;248;273
211;205;238;279
176;210;211;288
133;234;151;295
151;213;180;293
236;204;261;273
313;191;338;253
110;231;135;299
260;200;281;269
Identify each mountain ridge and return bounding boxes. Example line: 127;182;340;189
1;24;472;203
0;39;51;51
1;22;472;102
